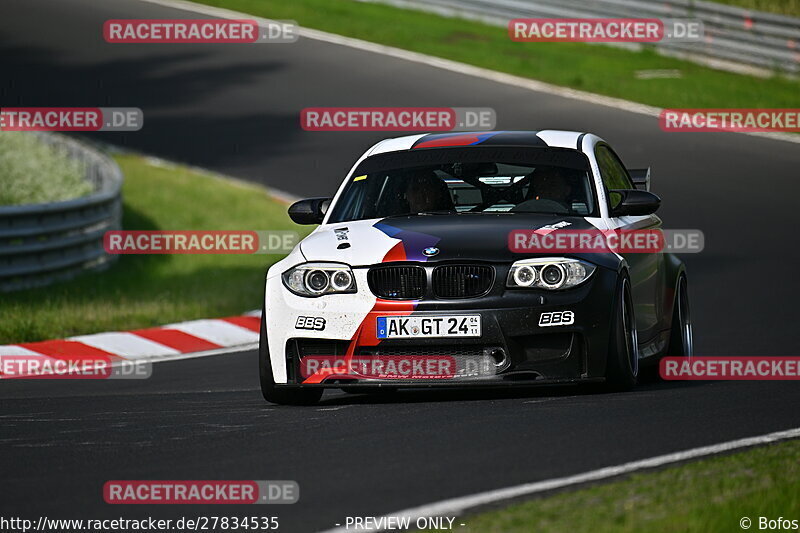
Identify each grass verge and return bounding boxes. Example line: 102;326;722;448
0;153;306;344
193;0;799;109
443;439;800;533
711;0;800;17
0;132;92;205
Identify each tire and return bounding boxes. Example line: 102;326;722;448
666;275;693;358
259;307;322;406
603;275;639;391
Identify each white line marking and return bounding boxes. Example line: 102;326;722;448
111;342;259;367
0;342;257;380
1;314;260;377
68;332;180;357
318;426;800;532
0;345;53;357
164;319;259;346
137;0;800;145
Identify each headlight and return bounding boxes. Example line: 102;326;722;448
283;263;356;297
507;258;595;290
512;265;537;287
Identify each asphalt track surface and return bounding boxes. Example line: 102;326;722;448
2;0;800;531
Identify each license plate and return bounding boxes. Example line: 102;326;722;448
376;315;481;339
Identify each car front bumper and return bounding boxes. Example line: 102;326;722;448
267;265;620;387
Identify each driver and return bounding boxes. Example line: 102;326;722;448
509;165;576;214
405;171;454;213
529;166;573;206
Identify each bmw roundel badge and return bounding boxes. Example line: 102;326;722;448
423;247;439;257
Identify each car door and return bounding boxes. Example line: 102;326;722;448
595;143;664;345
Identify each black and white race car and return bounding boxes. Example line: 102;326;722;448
259;131;693;404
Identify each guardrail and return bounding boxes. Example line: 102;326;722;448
0;134;123;292
373;0;800;75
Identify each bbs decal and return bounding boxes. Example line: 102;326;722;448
539;311;574;326
295;316;326;331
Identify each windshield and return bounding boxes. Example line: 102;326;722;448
327;147;596;223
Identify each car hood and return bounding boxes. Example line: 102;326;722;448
300;214;604;266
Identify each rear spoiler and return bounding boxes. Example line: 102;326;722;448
627;167;651;192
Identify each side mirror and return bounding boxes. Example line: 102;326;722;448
288;197;330;225
609;189;661;217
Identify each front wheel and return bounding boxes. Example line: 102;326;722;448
259;309;322;406
603;275;639;391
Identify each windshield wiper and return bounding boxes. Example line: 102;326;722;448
380;211;454;219
416;210;455;216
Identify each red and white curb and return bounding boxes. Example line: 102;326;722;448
0;310;262;377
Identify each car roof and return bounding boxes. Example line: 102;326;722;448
367;130;589;156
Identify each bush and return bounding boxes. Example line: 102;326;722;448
0;132;92;206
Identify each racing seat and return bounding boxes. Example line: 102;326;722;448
406;171;455;213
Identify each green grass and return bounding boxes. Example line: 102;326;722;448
0;154;307;344
711;0;800;17
445;439;800;533
193;0;799;109
0;133;92;205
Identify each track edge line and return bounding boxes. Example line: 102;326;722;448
317;426;800;532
